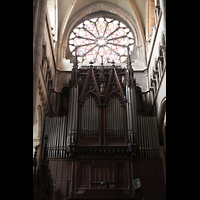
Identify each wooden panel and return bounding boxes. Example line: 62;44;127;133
91;160;114;189
132;158;165;200
49;159;72;200
138;160;147;180
66;180;71;198
132;160;139;179
54;181;64;200
148;180;156;200
61;181;67;199
62;160;69;179
49;160;57;179
57;160;63;179
156;180;165;200
147;160;155;180
80;162;88;187
67;160;72;179
140;180;149;200
154;160;164;180
117;161;127;187
78;161;88;188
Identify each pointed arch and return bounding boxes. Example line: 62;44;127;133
58;1;147;70
79;67;100;106
104;68;125;106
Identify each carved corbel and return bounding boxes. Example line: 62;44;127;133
42;42;47;59
46;69;51;77
38;79;42;90
153;69;159;77
158;56;163;63
151;77;156;85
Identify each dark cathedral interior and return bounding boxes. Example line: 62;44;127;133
33;1;166;200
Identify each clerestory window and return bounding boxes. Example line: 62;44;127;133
68;17;134;64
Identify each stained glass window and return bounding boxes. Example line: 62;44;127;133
68;17;134;64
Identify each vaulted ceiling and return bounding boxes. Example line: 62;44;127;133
47;0;147;44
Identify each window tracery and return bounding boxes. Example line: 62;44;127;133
68;17;134;64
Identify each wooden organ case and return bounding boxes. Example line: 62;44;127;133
43;49;165;200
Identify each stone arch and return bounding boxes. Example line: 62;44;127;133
58;1;146;68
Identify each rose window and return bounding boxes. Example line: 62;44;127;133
68;17;134;64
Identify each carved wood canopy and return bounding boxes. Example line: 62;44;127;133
78;65;127;107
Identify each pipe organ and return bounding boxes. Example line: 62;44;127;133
137;115;160;158
81;95;99;137
106;95;124;137
43;116;67;158
67;85;78;144
41;48;165;200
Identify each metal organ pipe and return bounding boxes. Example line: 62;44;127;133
95;100;98;135
120;103;123;137
110;98;112;136
112;97;114;136
126;86;130;138
49;117;53;157
50;117;53;156
116;98;119;137
136;115;161;158
105;96;124;137
108;99;111;136
154;117;160;156
43;116;67;158
129;88;133;140
71;87;76;143
145;117;149;157
146;117;150;157
89;95;92;136
130;88;134;143
72;86;76;142
81;95;99;137
54;117;57;157
107;100;109;135
67;88;72;143
149;116;153;157
55;117;58;157
140;116;144;157
91;96;94;135
74;87;78;142
117;97;119;137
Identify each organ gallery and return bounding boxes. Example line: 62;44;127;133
33;1;166;200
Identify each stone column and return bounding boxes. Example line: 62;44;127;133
160;0;166;39
33;0;47;124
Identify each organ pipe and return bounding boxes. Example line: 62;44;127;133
105;96;124;137
136;116;160;158
81;95;99;137
43;116;67;158
67;86;78;144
